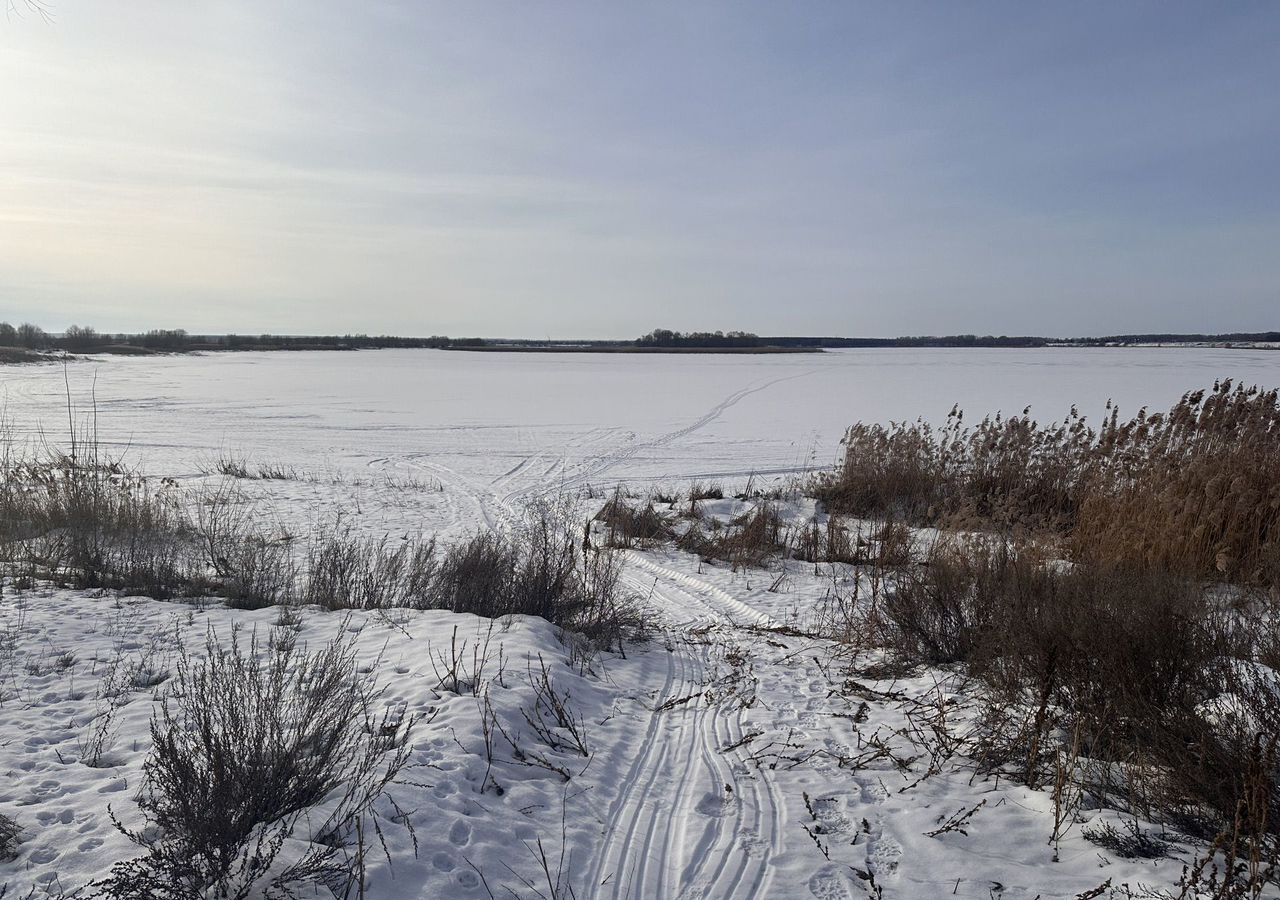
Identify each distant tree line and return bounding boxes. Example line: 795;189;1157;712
4;321;1275;355
761;334;1048;348
636;329;761;348
635;331;1048;348
0;322;485;353
1069;332;1280;346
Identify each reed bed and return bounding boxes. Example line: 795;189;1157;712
817;380;1280;587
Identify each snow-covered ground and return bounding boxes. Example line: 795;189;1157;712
2;347;1277;540
3;348;1279;898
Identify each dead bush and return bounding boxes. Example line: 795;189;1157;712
95;630;410;899
302;529;437;610
436;507;646;649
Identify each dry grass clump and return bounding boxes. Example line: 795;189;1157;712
678;503;787;570
791;517;860;566
790;518;915;571
96;631;410;899
818;381;1280;588
302;530;437;610
687;481;724;502
1074;384;1280;586
433;509;645;649
596;489;670;548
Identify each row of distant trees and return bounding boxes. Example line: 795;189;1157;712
0;322;203;350
0;321;54;348
636;329;761;348
0;323;483;353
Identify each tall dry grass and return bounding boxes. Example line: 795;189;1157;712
818;380;1280;587
1;416;644;646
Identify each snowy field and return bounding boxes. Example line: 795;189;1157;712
2;347;1279;899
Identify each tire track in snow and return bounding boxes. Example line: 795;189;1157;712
361;378;801;898
588;567;783;900
554;370;819;494
624;551;782;630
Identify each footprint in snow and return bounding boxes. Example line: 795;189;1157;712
865;826;902;877
28;847;60;864
807;863;858;899
448;819;472;847
855;776;889;805
694;790;732;817
35;808;74;825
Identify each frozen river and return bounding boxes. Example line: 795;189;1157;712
2;346;1277;536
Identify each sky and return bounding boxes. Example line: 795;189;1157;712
1;2;1278;339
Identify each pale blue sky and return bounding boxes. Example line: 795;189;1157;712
1;2;1277;337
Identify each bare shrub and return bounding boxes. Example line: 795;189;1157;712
436;507;646;648
96;630;411;899
431;530;517;614
881;536;1280;862
219;535;297;610
1082;818;1173;859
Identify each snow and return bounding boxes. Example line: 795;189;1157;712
3;347;1278;898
